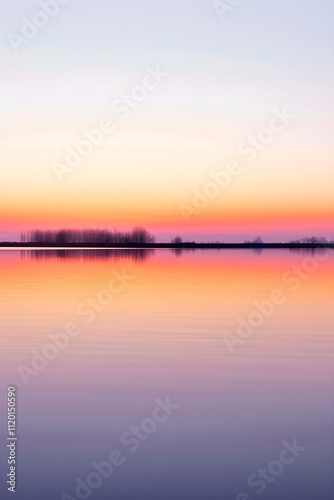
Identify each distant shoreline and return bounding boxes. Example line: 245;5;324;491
1;243;333;249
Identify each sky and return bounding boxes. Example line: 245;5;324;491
0;0;333;242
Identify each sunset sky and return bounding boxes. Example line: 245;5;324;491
1;0;333;242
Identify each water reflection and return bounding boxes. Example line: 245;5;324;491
170;248;197;257
1;249;333;500
251;247;263;255
20;248;155;262
289;246;331;255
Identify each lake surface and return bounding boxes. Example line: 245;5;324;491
1;249;334;500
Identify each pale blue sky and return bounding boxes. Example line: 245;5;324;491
1;0;333;241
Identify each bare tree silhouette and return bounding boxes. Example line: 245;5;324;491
22;227;156;245
245;236;263;244
171;236;183;244
290;236;330;244
252;236;263;244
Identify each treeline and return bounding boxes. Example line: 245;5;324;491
20;228;156;245
290;237;332;244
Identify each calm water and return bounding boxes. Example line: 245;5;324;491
1;249;334;500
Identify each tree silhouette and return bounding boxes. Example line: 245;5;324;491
252;236;263;244
171;236;183;244
22;227;156;245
